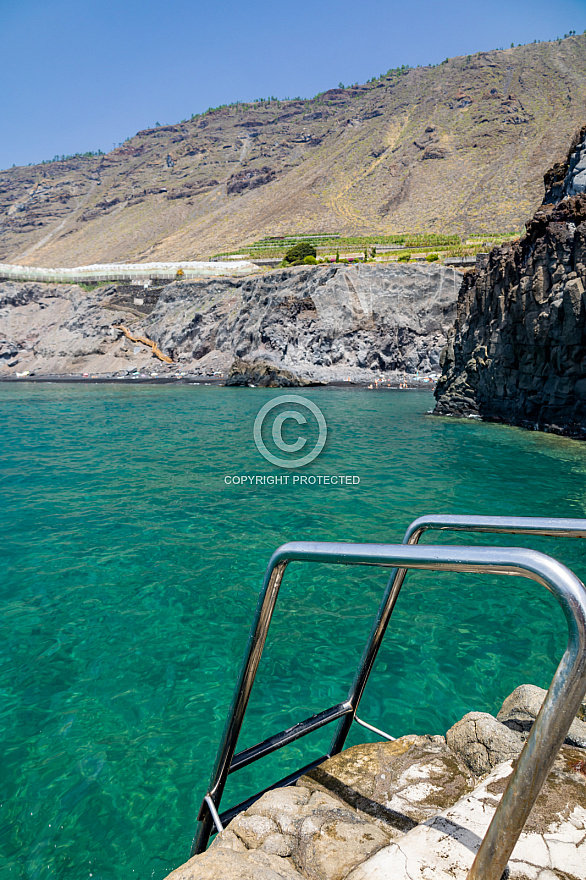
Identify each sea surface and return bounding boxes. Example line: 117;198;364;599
1;384;586;879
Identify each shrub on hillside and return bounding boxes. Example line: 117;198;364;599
426;253;439;262
283;241;317;265
398;252;411;262
303;255;318;264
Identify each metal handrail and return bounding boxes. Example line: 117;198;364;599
191;522;586;880
328;515;586;756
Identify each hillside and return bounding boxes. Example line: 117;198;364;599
2;36;586;265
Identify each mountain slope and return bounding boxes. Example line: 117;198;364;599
2;36;586;265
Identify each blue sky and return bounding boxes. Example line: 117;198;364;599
1;0;585;170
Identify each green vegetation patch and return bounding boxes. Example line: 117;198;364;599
281;241;318;266
214;230;525;263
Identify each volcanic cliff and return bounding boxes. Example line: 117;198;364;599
0;263;459;382
434;125;586;437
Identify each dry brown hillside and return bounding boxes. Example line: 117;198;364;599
2;35;586;265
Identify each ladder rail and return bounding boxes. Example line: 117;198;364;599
229;700;352;773
191;526;586;880
330;515;586;755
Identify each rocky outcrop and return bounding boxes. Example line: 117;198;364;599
0;280;135;377
166;684;586;880
225;358;318;387
544;124;586;203
0;263;459;381
227;167;278;195
145;263;459;383
434;127;586;435
497;683;586;747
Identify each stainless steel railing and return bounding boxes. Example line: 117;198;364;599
191;516;586;880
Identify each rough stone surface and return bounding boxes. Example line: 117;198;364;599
299;735;475;832
167;737;474;880
0;280;178;377
434;125;586;437
144;263;458;383
227;813;280;849
235;786;391;880
497;684;586;748
544;124;586;202
164;688;586;880
0;263;459;381
164;847;305;879
445;711;525;774
346;747;586;880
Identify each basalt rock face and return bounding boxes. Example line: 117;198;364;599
434;130;586;436
144;263;459;383
543;124;586;204
0;263;459;381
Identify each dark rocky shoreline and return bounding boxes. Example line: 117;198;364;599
434;126;586;439
0;372;435;390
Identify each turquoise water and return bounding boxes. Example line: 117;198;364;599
1;384;586;879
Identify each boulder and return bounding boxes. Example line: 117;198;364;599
227;167;277;195
164;846;305;880
224;358;315;387
216;785;390;880
445;711;524;774
497;683;586;747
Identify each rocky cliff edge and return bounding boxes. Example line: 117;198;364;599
0;263;459;383
434;125;586;437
